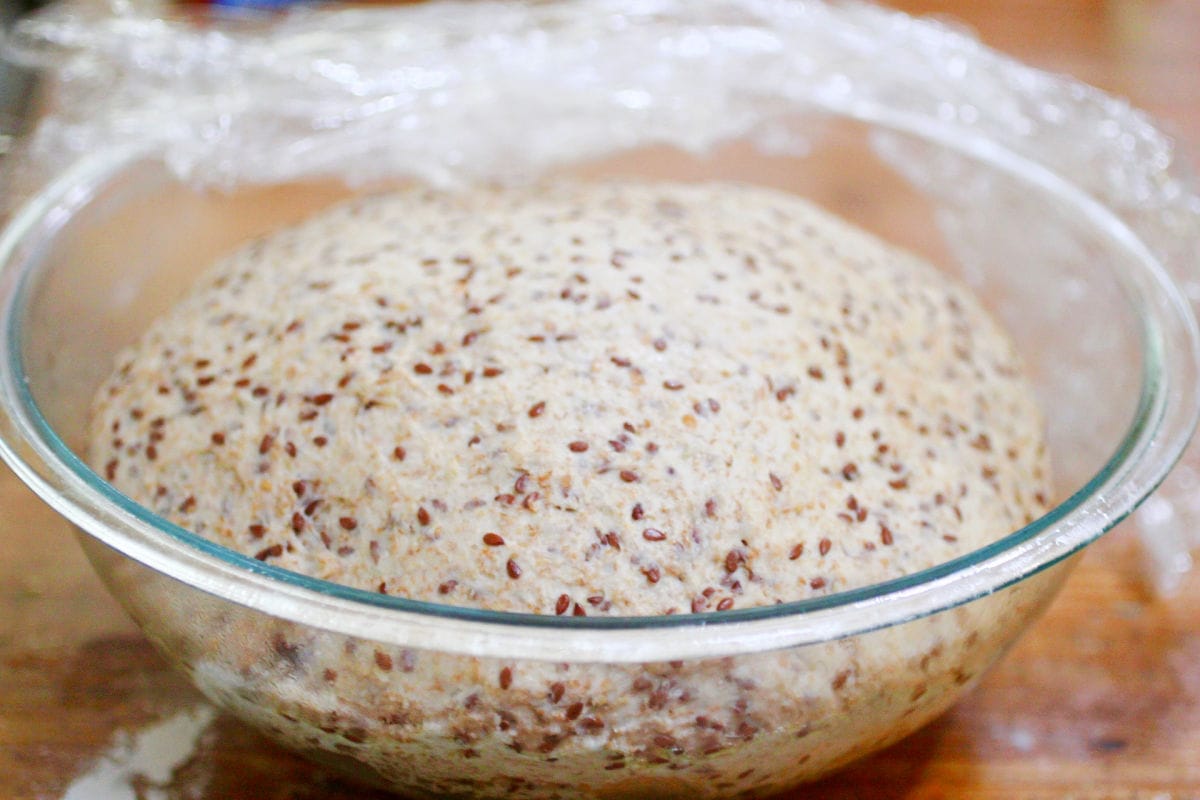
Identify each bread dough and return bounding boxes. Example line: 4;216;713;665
89;180;1049;616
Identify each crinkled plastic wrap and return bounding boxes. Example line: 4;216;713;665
4;0;1200;591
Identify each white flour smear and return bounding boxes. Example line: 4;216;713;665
61;705;217;800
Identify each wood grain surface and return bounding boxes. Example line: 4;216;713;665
2;1;1199;798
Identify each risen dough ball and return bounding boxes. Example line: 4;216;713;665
89;181;1049;615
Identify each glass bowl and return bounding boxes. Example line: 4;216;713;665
1;47;1198;800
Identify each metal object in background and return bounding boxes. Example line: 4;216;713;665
183;0;311;7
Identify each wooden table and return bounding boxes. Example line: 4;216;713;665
3;1;1199;798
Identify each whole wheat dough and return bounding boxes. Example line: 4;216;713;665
90;180;1048;615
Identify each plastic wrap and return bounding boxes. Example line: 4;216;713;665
3;0;1200;591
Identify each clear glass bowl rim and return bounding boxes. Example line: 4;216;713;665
0;117;1196;662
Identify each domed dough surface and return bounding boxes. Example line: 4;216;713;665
89;181;1050;616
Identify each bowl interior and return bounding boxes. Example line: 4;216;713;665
0;112;1182;658
22;119;1144;506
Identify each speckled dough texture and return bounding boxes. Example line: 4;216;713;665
89;180;1049;616
87;180;1056;799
